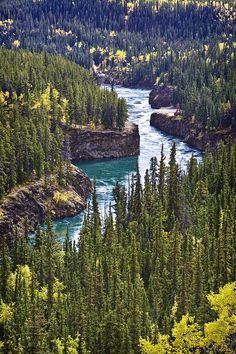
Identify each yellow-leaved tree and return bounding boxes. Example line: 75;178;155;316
140;281;236;354
53;333;90;354
139;334;172;354
203;282;236;353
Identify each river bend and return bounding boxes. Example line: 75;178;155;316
52;86;202;240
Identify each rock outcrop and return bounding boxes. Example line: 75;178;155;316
0;166;91;244
94;70;154;88
150;113;234;151
149;84;175;109
65;121;140;160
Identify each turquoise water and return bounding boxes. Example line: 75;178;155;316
51;156;137;240
52;86;202;240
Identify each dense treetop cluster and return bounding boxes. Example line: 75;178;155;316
0;2;236;352
0;0;235;130
0;143;236;353
0;0;234;62
161;41;236;129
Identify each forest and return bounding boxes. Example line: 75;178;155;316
0;143;235;353
0;1;236;353
155;42;236;130
0;0;235;131
0;49;127;199
0;0;234;66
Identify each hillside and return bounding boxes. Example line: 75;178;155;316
0;0;235;133
0;2;235;353
0;144;236;353
0;49;128;199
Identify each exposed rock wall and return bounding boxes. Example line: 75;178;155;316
149;84;175;109
0;167;91;244
150;113;234;151
65;121;140;160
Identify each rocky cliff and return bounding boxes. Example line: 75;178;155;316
0;166;91;245
150;113;234;151
149;84;175;109
65;121;140;160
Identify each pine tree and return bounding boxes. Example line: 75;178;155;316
0;242;11;302
167;143;180;230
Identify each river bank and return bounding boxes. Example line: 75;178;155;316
0;166;91;244
0;120;140;242
64;121;140;160
150;112;235;151
53;86;202;240
149;85;236;151
0;86;202;243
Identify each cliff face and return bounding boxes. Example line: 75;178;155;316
0;167;91;244
149;85;175;109
65;121;140;160
150;113;234;151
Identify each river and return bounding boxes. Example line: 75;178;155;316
52;86;202;240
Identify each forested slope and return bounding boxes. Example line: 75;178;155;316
0;0;234;68
0;49;127;199
0;143;235;353
0;0;235;132
0;2;235;353
158;41;236;130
